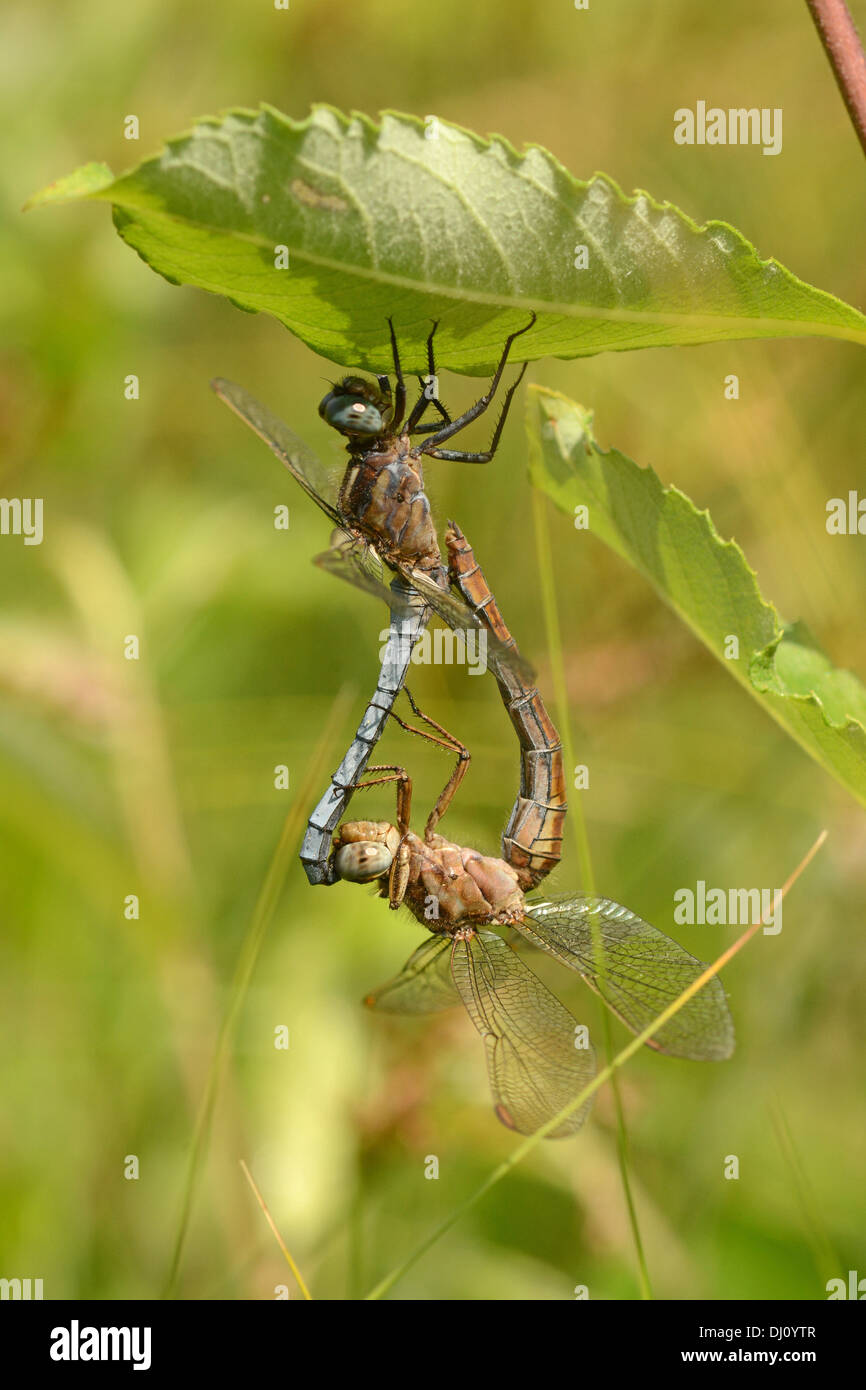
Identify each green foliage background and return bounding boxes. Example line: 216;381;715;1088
1;0;865;1299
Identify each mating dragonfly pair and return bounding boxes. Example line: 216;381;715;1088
213;318;734;1138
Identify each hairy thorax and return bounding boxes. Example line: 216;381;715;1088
399;831;526;931
338;437;442;574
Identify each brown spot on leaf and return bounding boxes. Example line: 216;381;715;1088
290;178;349;212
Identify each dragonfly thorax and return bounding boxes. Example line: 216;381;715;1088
338;444;443;576
333;820;526;931
402;833;526;931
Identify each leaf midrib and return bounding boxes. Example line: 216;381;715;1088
110;198;866;341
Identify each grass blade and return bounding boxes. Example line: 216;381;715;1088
163;687;354;1297
531;486;652;1299
239;1159;313;1300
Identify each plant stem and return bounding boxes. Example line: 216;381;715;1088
806;0;866;156
530;486;652;1301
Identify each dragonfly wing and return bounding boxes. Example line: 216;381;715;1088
316;538;521;650
450;930;596;1138
518;895;735;1061
364;936;459;1014
399;565;534;684
211;377;344;527
313;537;424;622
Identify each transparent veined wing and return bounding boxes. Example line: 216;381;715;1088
399;563;535;685
451;930;596;1138
518;895;735;1061
364;936;460;1014
211;378;344;527
314;535;427;623
314;538;534;683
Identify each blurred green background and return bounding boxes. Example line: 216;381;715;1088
2;0;865;1301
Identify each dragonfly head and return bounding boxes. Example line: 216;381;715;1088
331;821;400;883
319;377;388;439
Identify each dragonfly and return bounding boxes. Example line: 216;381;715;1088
332;522;736;1138
211;314;535;886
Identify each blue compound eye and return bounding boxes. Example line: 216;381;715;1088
319;391;384;437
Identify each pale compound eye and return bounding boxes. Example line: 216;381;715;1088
334;841;393;883
319;391;384;437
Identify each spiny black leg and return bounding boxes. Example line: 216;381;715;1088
424;360;529;463
425;320;437;380
409;374;451;431
404;394;449;435
410;356;450;430
411;398;450;428
406;385;450;434
412;311;535;456
386;318;406;429
406;321;450;432
410;414;450;434
409;370;451;430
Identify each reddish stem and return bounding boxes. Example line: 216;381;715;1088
805;0;866;157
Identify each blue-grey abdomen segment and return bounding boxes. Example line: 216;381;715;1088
300;579;428;885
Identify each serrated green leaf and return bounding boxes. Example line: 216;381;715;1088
527;385;866;807
25;104;866;373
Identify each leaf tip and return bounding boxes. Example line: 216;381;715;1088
23;161;115;212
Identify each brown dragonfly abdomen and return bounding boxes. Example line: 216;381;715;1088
339;441;445;580
445;522;567;892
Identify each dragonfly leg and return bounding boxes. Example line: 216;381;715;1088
334;763;412;909
424;748;470;840
385;317;407;429
411;312;535;458
410;411;450;434
374;363;396;433
406;321;450;433
388;688;471;841
387;837;411;910
423;361;529;463
408;395;450;434
349;764;413;837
